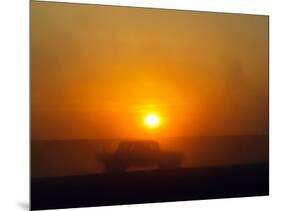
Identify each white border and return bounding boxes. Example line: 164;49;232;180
1;0;280;211
34;0;271;15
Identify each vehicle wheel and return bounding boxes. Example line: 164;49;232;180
105;161;127;173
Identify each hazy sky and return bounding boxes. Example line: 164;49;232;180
31;1;268;140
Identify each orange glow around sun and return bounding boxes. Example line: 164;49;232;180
31;1;269;140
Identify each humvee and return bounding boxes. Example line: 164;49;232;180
99;140;183;172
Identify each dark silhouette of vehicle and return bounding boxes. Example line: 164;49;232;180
99;140;183;172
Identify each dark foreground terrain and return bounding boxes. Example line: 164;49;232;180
31;163;268;210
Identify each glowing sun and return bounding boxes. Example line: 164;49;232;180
145;114;160;128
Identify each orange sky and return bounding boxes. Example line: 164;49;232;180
31;1;268;140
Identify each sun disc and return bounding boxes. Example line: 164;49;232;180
145;114;159;128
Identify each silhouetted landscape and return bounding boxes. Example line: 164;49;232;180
31;135;268;210
32;135;268;177
31;163;268;210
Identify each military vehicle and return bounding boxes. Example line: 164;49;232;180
99;140;183;172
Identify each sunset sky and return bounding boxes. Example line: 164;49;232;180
31;1;268;140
